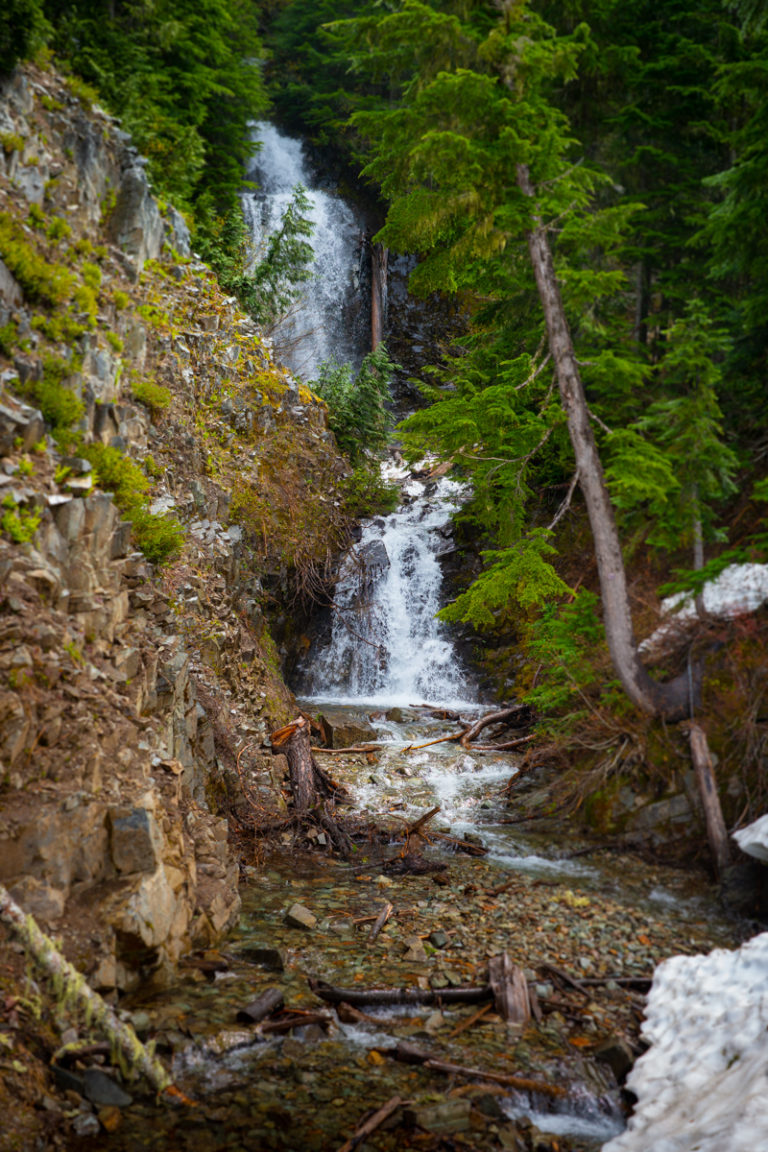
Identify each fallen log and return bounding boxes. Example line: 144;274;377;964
309;977;492;1008
470;735;534;752
390;1042;564;1098
259;1011;331;1036
459;704;529;749
236;987;284;1025
0;884;173;1097
446;1002;493;1039
311;745;383;755
338;1095;405;1152
432;831;488;856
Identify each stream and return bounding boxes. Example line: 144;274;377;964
75;126;743;1151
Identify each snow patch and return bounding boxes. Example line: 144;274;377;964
640;563;768;656
602;931;768;1152
733;812;768;863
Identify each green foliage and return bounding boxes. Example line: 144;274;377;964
131;377;172;413
214;186;316;327
440;533;572;630
0;0;48;74
0;211;75;305
1;499;41;543
45;215;72;243
520;590;605;715
0;132;25;153
17;354;84;442
42;0;268;261
339;464;399;518
0;320;17;355
112;289;130;310
311;344;396;463
78;442;183;565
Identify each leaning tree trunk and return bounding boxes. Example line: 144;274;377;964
516;163;682;719
0;884;172;1095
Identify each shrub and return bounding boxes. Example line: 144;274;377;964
0;212;75;305
131;377;171;412
18;354;84;442
1;500;40;543
45;216;72;243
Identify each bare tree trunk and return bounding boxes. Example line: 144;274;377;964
515;163;680;718
688;722;730;878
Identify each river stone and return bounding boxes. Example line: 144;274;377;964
321;713;377;749
285;903;317;930
82;1068;133;1108
404;1099;471;1133
402;935;428;963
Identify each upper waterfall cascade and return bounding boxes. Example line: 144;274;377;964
241;122;368;381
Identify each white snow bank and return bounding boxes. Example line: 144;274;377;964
733;813;768;863
640;563;768;656
602;931;768;1152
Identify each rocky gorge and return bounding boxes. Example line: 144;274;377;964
0;58;358;1146
0;50;764;1152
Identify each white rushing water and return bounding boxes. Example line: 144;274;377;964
241;122;367;380
304;470;476;709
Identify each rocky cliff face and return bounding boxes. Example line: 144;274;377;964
0;62;349;996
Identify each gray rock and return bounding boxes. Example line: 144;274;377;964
403;1099;471;1133
108;806;163;874
285;903;317;930
82;1068;133;1108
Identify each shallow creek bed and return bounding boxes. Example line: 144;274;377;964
75;709;744;1152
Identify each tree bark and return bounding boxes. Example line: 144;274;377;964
516;163;681;718
270;717;344;811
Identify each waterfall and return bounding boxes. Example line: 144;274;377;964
302;468;476;709
241;122;369;381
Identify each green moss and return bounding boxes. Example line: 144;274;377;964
81;261;102;291
104;331;123;354
65;74;100;109
0;213;76;306
112;289;130;310
31;309;87;343
131;377;171;412
27;203;46;229
0;133;24;155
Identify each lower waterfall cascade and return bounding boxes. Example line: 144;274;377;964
300;464;476;710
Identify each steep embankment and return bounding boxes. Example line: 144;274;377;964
0;59;349;1138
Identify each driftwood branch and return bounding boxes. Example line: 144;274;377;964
391;1042;564;1098
338;1095;405;1152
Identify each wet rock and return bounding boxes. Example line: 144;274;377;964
403;1098;472;1133
320;713;377;749
82;1068;133;1108
71;1113;100;1138
238;945;285;972
429;929;448;949
402;935;428;963
593;1035;635;1083
285;903;317;931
